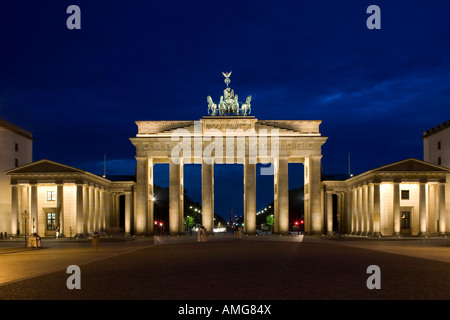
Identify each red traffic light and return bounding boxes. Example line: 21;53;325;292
300;220;304;224
294;221;299;226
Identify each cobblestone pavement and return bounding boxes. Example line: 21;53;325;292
0;233;449;301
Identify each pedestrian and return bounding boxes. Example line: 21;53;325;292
56;226;60;239
202;226;207;242
92;232;99;251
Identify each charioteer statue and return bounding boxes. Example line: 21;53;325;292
207;71;252;116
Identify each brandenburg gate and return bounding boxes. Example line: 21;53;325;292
130;72;327;236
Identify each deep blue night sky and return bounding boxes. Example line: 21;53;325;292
1;1;449;218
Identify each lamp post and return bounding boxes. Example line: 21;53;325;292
22;210;29;248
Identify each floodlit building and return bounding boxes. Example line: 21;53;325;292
5;159;135;237
423;119;450;168
3;74;449;238
322;158;450;236
0;118;33;235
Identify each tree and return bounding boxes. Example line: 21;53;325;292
266;215;274;231
185;216;195;234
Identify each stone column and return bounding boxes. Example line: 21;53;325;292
244;157;257;235
125;192;132;235
419;181;427;236
99;189;105;231
326;191;333;234
20;186;29;236
114;194;120;227
179;160;184;234
103;191;110;230
274;157;288;235
305;156;323;234
428;184;437;234
11;184;19;237
135;157;148;235
337;192;343;233
393;182;400;236
76;184;84;237
372;183;381;237
279;158;289;235
357;187;362;235
438;182;446;235
169;160;183;235
345;190;352;234
352;188;358;234
95;188;100;232
202;158;214;235
57;184;64;235
273;158;279;234
88;186;94;233
367;184;374;236
362;185;369;235
30;184;37;235
147;158;154;235
83;185;89;235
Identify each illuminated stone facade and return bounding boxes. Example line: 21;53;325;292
322;158;450;236
130;116;328;235
423;119;450;169
0;118;33;235
6;160;134;237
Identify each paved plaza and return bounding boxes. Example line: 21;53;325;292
0;233;449;300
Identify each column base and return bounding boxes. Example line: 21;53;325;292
135;233;152;237
169;232;185;237
418;232;428;237
438;232;447;237
372;232;382;238
392;232;401;237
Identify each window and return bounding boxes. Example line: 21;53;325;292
15;159;18;167
438;157;441;165
47;191;56;201
401;190;410;200
437;141;441;150
46;213;56;230
401;211;410;229
15;143;19;152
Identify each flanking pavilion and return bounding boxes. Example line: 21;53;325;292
322;158;450;236
6;159;134;237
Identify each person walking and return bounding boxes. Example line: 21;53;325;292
197;226;202;242
202;226;207;242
